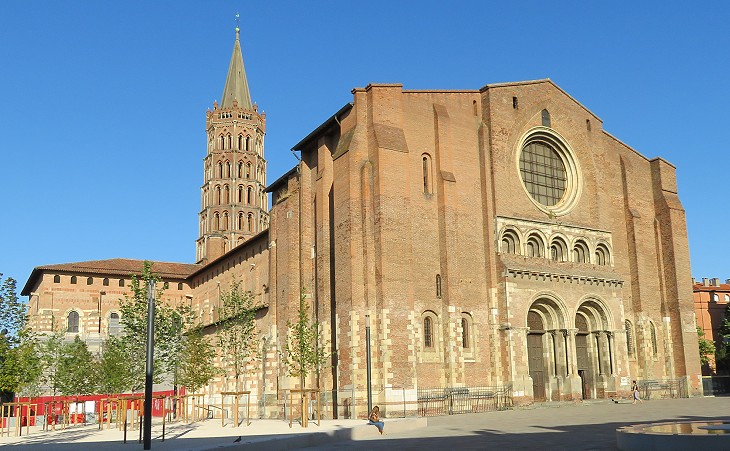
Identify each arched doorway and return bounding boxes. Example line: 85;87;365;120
527;297;567;401
575;299;613;400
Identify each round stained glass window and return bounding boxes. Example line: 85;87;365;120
519;141;567;207
515;127;581;216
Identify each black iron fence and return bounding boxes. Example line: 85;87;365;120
417;385;513;416
637;378;688;399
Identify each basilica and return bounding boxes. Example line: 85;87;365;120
22;28;702;417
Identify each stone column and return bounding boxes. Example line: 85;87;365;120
564;329;582;400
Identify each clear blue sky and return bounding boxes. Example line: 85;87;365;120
1;1;728;292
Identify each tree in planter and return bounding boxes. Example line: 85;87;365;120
218;280;260;392
118;261;195;391
178;330;219;392
280;288;330;424
56;336;98;395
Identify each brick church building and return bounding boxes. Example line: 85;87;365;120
22;28;702;415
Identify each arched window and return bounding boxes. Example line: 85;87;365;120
246;162;252;179
526;234;544;258
219;135;225;150
714;293;720;302
103;277;109;286
67;311;79;333
54;275;60;283
71;276;77;284
725;294;730;303
224;185;230;204
501;230;519;254
109;312;121;336
227;134;232;150
119;278;125;287
215;186;221;205
225;161;231;178
217;161;223;178
625;320;635;357
248;213;254;232
247;186;253;205
461;317;469;349
238;162;243;178
87;277;93;285
424;316;433;348
245;136;250;151
238;212;244;230
238;185;243;202
222;212;229;231
595;244;610;266
650;322;658;356
550;238;567;262
573;240;589;263
436;274;442;298
214;212;220;230
422;154;433;194
238;135;243;150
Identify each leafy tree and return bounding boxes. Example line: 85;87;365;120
715;304;730;375
697;326;716;367
218;280;259;391
97;336;135;394
56;336;97;395
118;261;195;390
281;288;330;389
178;331;219;392
0;275;42;398
38;328;65;396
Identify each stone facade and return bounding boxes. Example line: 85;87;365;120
22;34;702;417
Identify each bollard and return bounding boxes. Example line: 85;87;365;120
123;418;127;444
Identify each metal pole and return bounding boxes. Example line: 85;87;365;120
143;281;155;450
365;314;372;415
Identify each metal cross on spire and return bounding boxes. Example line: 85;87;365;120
235;12;240;32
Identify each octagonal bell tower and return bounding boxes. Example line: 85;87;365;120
197;27;268;264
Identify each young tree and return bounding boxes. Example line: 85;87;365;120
118;261;195;390
56;336;97;395
178;331;219;392
697;326;716;368
98;336;135;394
218;280;259;391
38;328;65;396
281;288;330;389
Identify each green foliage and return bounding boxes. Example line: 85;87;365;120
280;288;330;387
118;261;196;390
697;326;716;367
0;275;42;397
715;304;730;374
56;336;97;395
218;279;259;391
178;331;219;392
0;275;26;340
97;336;136;394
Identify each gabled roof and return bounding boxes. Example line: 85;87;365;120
220;28;252;109
21;258;201;295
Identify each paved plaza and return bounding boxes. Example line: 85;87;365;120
0;397;727;450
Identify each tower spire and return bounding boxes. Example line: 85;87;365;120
221;18;252;110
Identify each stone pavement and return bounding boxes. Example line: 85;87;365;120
0;397;727;450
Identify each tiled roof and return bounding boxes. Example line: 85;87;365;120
21;258;201;295
693;282;730;292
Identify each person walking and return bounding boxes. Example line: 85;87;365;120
368;405;385;435
632;380;643;404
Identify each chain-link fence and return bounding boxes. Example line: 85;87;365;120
702;375;730;396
